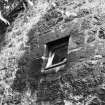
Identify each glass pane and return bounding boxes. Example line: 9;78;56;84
52;44;67;64
46;52;55;68
45;36;69;68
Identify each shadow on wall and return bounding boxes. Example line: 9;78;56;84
11;50;43;93
11;26;43;94
0;21;9;49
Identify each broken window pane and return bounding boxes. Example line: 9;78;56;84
46;36;69;68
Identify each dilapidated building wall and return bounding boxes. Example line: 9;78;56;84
13;2;105;104
1;0;105;105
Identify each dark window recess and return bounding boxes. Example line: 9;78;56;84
45;36;69;69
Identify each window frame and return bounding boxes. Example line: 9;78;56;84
44;36;69;70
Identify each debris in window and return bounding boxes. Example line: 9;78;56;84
45;36;69;68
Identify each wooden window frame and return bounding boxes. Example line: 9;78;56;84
43;36;69;70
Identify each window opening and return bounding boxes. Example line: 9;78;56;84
45;36;69;69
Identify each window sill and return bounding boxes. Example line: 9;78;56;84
41;59;67;73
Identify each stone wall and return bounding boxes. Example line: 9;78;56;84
34;10;105;105
10;0;105;105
